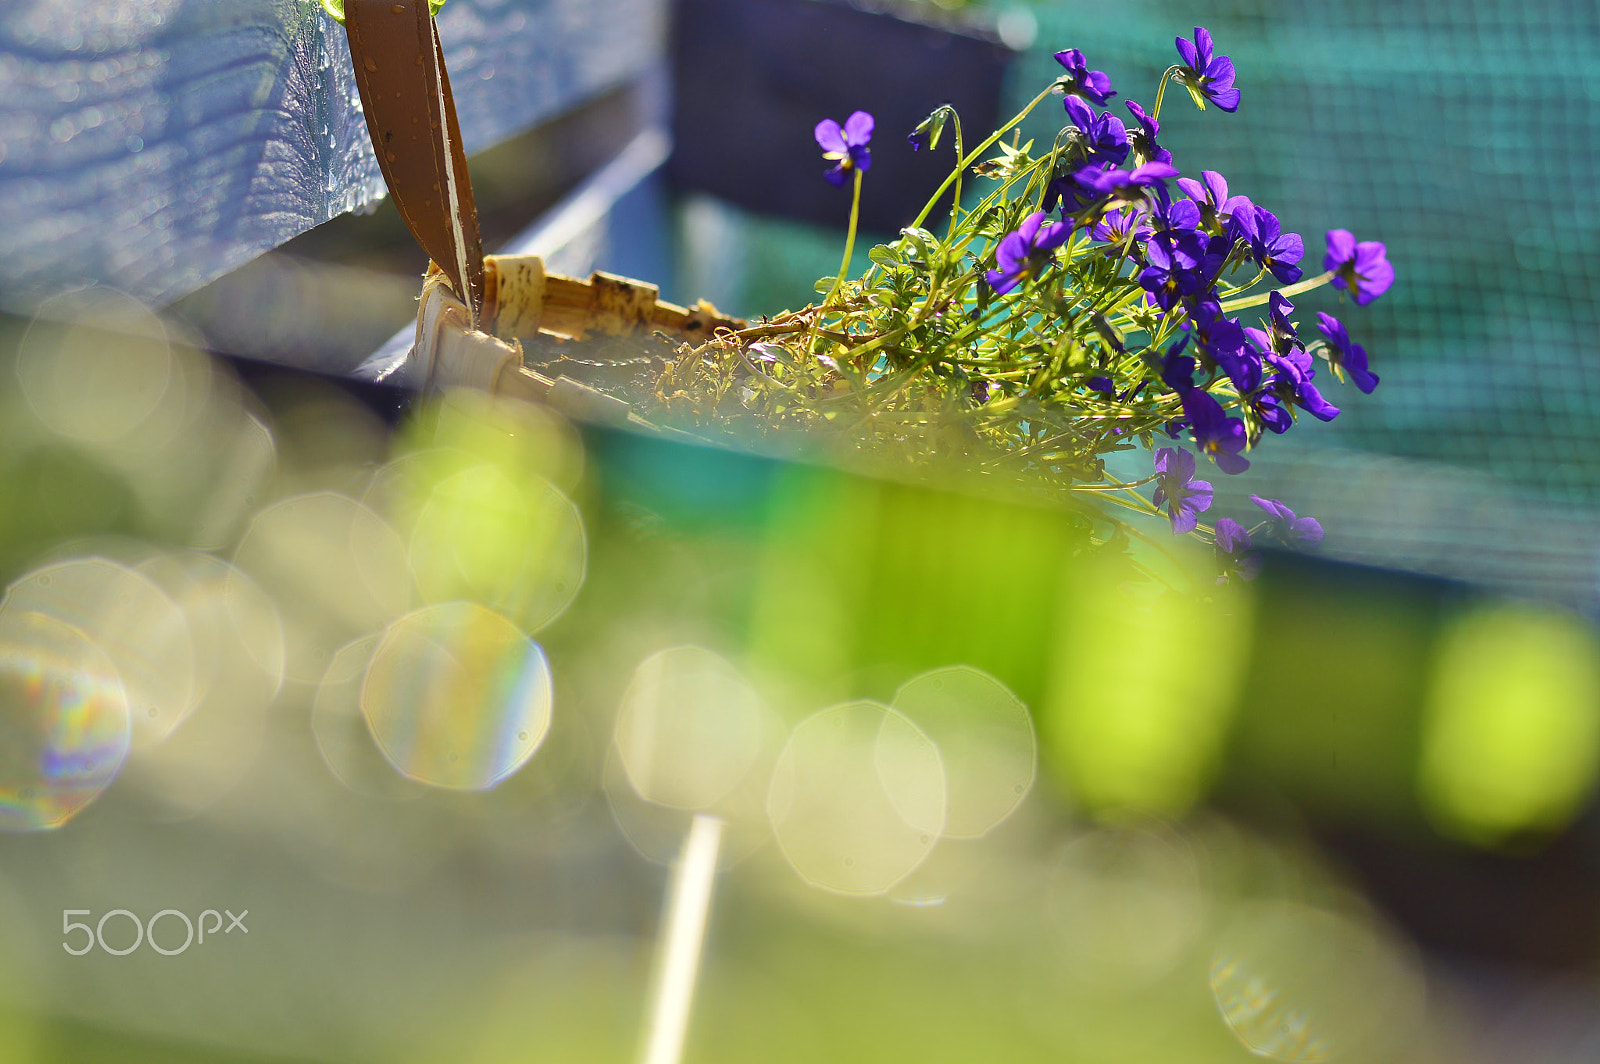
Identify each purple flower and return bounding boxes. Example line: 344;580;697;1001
985;211;1072;294
1053;48;1116;106
1073;161;1180;200
1315;312;1380;393
1138;241;1206;311
1324;230;1395;305
1189;301;1256;390
1153;447;1214;534
1091;206;1154;245
1064;96;1130;168
1246;328;1340;423
1160;337;1197;394
1251;496;1324;546
1183;388;1250;473
1124;101;1171;165
1266;290;1297;338
1257;393;1295;435
1086;376;1115;396
1236;206;1303;284
815;111;873;187
1175;27;1241;113
1149;191;1209;269
1214;517;1262;582
1177;170;1254;237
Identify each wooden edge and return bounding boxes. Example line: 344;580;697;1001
482;254;745;343
412;256;738;441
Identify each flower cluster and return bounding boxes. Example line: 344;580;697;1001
649;25;1397;586
979;27;1390;574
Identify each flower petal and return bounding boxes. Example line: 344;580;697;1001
1324;229;1356;270
985;267;1020;294
1175;35;1199;71
1036;219;1073;251
1064;94;1094;131
843;110;875;146
815;119;846;153
1290;517;1325;545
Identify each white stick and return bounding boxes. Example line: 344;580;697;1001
640;813;724;1064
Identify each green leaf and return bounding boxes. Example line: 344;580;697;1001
868;245;902;269
814;276;839;294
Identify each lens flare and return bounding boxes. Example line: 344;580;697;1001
361;602;552;790
119;551;285;819
232;491;411;684
1048;826;1204;989
1210;901;1423;1063
891;666;1035;839
767;701;945;895
3;558;196;749
614;646;766;811
0;609;131;830
17;287;173;445
312;635;425;801
407;464;587;634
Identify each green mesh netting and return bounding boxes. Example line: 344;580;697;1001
1022;0;1600;506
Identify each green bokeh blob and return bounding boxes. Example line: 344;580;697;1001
1418;602;1600;847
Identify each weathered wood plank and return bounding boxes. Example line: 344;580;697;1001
0;0;666;309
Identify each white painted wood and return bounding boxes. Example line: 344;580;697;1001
0;0;667;309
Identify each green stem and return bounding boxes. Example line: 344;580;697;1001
825;169;864;309
1218;271;1334;312
909;84;1057;232
946;114;965;244
1150;66;1181;122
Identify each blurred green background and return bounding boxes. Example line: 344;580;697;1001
5;1;1600;1062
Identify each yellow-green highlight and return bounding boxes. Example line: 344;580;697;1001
1417;600;1600;846
1041;560;1253;817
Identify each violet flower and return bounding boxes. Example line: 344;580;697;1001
1091;206;1154;245
1245;328;1341;423
1324;230;1395;305
1175;27;1241;113
1054;48;1116;106
1124;101;1172;164
1188;301;1255;390
1266;290;1297;339
815;111;874;187
1177;170;1254;236
1138;241;1206;311
1213;517;1262;582
986;211;1072;294
1149;191;1209;269
1251;496;1324;546
1153;447;1214;534
1074;161;1180;200
1316;312;1380;393
1183;388;1250;473
1064;96;1130;167
1237;206;1303;284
